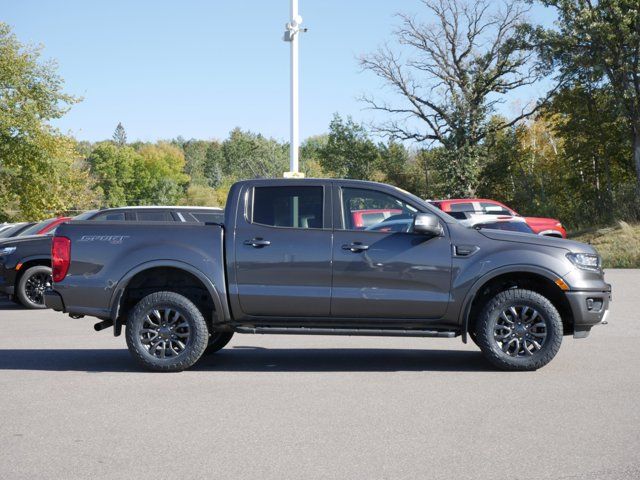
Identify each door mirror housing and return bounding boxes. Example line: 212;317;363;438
413;213;443;236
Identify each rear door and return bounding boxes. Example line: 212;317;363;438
331;184;452;319
233;181;333;317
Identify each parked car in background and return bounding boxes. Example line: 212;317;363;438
45;179;609;372
16;217;72;237
351;208;402;229
0;206;224;309
0;222;35;239
459;213;535;234
73;206;224;223
430;199;567;238
366;212;536;235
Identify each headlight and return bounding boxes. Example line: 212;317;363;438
566;252;601;272
0;246;17;256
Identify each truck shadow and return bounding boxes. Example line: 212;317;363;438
0;347;491;373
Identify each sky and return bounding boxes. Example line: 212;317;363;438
2;1;557;144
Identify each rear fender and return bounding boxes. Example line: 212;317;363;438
108;260;227;336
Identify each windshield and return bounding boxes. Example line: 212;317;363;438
475;221;534;234
17;218;56;237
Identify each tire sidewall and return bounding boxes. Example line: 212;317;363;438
476;289;563;370
17;265;51;309
125;292;208;372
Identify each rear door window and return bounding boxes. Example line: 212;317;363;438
252;186;324;229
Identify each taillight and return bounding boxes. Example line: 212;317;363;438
51;236;71;282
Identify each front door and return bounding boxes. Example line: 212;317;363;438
331;186;452;319
234;183;333;317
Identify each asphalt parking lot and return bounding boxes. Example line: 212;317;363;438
1;270;639;480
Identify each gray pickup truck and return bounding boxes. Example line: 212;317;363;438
45;179;611;372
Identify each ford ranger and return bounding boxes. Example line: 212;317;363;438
45;179;611;372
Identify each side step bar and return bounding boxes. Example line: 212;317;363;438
234;326;457;338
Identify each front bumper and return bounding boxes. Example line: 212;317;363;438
0;261;17;296
44;289;65;312
565;287;611;338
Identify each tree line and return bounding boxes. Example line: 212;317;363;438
1;0;639;231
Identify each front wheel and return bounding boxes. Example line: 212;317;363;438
475;289;563;371
17;265;52;309
204;332;234;355
125;291;209;372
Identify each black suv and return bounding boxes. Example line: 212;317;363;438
0;206;223;308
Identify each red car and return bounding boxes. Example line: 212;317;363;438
430;199;566;238
17;216;72;237
350;209;402;229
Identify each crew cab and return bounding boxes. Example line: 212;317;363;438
45;179;610;372
430;199;567;238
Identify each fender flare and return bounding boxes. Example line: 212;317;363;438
459;264;564;343
108;260;226;335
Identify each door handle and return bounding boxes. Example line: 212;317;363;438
342;242;369;252
244;238;271;248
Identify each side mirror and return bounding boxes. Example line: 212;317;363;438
413;213;443;236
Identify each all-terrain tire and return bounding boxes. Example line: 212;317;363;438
16;265;52;309
125;291;209;372
475;288;563;371
204;332;234;355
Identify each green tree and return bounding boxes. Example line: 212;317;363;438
204;141;224;188
135;142;190;204
0;22;91;220
222;128;288;179
360;0;548;196
112;122;127;146
86;143;138;207
182;139;209;184
537;0;640;188
318;114;379;180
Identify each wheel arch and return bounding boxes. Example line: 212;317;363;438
459;265;574;342
109;260;227;336
14;256;51;287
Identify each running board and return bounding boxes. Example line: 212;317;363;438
234;326;457;338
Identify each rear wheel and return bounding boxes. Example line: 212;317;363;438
475;289;563;371
17;265;51;309
125;291;209;372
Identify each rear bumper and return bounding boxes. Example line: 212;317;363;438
565;287;611;337
44;289;65;312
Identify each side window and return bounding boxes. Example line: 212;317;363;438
449;202;474;213
479;202;512;215
93;212;125;221
252;186;323;229
136;211;173;222
340;187;417;231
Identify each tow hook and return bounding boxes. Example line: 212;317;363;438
69;313;84;319
94;319;114;331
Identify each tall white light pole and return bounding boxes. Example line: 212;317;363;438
283;0;305;177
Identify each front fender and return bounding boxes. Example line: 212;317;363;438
458;264;566;343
